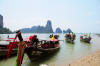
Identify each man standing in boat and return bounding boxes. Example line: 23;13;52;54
14;30;26;66
72;32;76;41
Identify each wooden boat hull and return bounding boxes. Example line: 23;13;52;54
0;49;17;57
0;42;29;57
65;34;76;44
65;38;74;44
26;46;60;61
80;39;91;43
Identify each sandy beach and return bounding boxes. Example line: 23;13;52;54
69;50;100;66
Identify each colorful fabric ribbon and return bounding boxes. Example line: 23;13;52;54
15;41;26;66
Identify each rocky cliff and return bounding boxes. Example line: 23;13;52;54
21;20;54;33
55;27;62;33
45;20;53;33
63;28;72;33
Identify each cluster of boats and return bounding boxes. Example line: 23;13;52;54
0;33;92;61
65;33;91;43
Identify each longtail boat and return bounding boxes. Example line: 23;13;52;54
26;39;60;61
65;33;76;43
0;35;60;61
0;48;17;57
80;35;91;43
0;38;17;57
0;38;31;57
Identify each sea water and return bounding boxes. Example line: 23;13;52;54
0;33;100;66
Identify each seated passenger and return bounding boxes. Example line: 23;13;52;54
29;35;39;48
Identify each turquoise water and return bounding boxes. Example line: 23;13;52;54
0;33;100;66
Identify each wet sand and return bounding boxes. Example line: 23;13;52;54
69;50;100;66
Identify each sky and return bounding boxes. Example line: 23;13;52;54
0;0;100;33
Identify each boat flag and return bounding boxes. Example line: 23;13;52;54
51;35;54;40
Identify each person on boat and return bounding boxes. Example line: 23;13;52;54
51;34;53;37
51;35;55;48
72;32;76;41
88;36;91;41
80;35;83;40
13;30;26;65
14;30;23;42
7;35;9;38
29;35;39;49
88;34;91;41
50;34;53;38
29;35;34;45
54;35;59;39
66;32;71;40
84;34;88;39
0;36;1;41
33;35;39;48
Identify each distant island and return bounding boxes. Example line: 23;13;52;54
63;28;72;33
20;20;72;33
55;27;62;33
20;20;54;33
0;14;72;34
0;14;12;34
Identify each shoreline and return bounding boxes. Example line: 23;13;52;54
69;50;100;66
96;34;100;37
